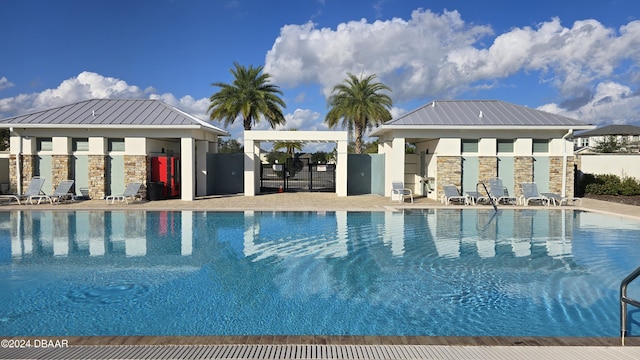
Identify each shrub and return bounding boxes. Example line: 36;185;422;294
580;173;640;196
620;176;640;196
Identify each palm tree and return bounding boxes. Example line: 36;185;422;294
325;73;393;154
273;129;305;158
207;62;286;130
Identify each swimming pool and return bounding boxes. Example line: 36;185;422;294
1;209;639;337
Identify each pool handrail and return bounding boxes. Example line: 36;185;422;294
476;181;498;212
620;264;640;345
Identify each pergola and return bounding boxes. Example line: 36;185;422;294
243;131;349;196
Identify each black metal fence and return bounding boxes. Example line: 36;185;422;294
260;158;335;193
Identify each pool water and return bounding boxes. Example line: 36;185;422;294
1;209;640;337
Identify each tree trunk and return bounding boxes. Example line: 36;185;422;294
354;122;364;154
243;117;252;130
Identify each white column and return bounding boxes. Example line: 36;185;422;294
385;137;405;197
244;138;256;196
181;137;195;201
195;140;209;196
336;139;348;196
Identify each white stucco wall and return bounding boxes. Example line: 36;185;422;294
578;154;640;179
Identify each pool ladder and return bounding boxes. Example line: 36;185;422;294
476;182;498;212
620;265;640;345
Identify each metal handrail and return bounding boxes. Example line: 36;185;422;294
476;181;498;212
621;265;640;345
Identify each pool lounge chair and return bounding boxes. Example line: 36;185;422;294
478;178;516;205
540;192;582;206
106;183;143;204
29;180;75;205
0;176;46;205
520;182;549;206
391;181;413;203
488;178;517;205
442;185;469;205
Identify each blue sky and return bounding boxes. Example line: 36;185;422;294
1;0;640;145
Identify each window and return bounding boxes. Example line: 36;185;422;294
37;137;52;151
72;138;89;151
532;139;549;153
497;139;514;153
108;138;125;152
461;139;478;153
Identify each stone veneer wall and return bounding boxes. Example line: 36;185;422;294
21;155;35;192
88;155;106;200
478;156;498;184
514;157;534;198
8;155;17;194
125;155;148;199
437;156;462;199
51;155;71;190
549;156;575;196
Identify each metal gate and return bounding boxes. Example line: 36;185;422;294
260;158;335;193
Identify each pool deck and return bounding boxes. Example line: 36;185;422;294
1;193;640;219
1;194;640;359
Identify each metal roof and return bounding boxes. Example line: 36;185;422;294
0;98;229;135
574;124;640;137
371;100;593;135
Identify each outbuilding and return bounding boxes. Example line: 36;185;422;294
371;100;595;200
0;98;229;201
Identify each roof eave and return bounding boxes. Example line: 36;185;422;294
0;123;230;136
370;124;596;136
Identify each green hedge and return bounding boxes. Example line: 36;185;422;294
579;173;640;196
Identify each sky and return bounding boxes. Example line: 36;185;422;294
1;0;640;148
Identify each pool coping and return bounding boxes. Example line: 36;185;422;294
3;335;640;346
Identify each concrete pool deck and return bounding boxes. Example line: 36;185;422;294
1;192;640;219
1;194;640;359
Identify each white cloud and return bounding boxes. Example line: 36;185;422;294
265;9;640;124
0;77;14;91
538;81;640;125
264;9;494;100
0;71;155;117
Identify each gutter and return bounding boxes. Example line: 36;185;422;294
561;129;573;197
10;127;21;194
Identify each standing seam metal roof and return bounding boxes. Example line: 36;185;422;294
382;100;591;127
0;98;229;134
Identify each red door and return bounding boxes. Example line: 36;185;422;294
151;156;180;197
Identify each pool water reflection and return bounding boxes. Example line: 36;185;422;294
1;209;639;337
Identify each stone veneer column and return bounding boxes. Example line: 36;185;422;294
21;155;35;191
9;155;17;194
52;155;71;190
549;156;575;196
478;156;498;184
436;156;462;199
125;155;148;199
88;155;106;200
514;156;534;198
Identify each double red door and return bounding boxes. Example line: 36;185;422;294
151;156;180;197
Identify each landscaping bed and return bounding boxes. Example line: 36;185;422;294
585;194;640;206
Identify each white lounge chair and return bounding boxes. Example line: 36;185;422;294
489;178;517;205
540;192;582;206
391;181;413;203
520;182;549;206
106;183;143;204
0;177;46;205
442;185;468;205
29;180;75;205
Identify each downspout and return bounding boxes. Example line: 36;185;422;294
561;129;573;198
10;127;22;194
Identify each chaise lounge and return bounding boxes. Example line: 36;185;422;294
106;183;143;204
0;177;46;205
29;180;75;205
